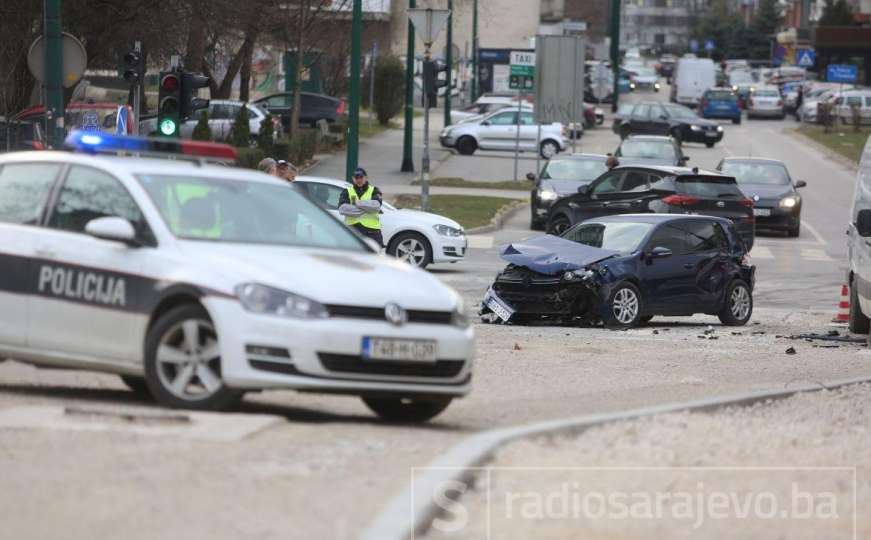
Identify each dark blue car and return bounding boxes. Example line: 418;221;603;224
482;214;755;328
700;88;742;124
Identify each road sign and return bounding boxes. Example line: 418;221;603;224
689;39;699;52
796;48;815;67
407;8;451;48
26;32;87;88
563;21;587;33
704;40;715;52
592;62;610;101
81;110;100;131
509;51;535;91
827;64;857;83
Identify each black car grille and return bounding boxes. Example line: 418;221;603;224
325;304;453;325
497;265;562;286
494;266;591;315
318;353;464;378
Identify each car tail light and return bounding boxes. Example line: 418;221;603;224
662;195;700;207
336;100;346;115
738;198;754;208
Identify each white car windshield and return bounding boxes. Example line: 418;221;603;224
138;174;367;251
563;222;654;255
619;140;676;160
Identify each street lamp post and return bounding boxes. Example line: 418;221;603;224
443;0;453;128
471;0;478;102
610;0;621;113
44;0;64;149
400;0;416;173
345;0;363;182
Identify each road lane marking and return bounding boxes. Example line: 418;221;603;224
751;246;774;259
466;235;494;249
800;248;833;261
801;220;827;245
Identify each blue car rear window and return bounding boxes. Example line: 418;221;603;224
706;91;736;101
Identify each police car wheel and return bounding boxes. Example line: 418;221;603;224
119;375;151;396
144;304;240;410
361;396;452;423
388;232;432;269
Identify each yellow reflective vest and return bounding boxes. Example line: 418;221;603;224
345;185;381;230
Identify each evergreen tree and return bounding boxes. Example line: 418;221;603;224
257;113;275;156
819;0;855;25
229;104;251;147
192;111;211;141
747;0;782;60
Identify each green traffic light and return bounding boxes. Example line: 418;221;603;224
159;118;178;136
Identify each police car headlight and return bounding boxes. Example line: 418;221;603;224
779;196;799;209
235;283;328;319
433;224;463;237
451;298;470;328
717;125;724;132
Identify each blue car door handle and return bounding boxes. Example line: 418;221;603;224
683;263;694;270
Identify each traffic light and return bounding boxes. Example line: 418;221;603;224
422;59;448;108
123;50;143;84
157;71;181;137
180;71;210;120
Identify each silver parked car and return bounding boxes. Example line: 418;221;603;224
746;86;784;119
439;107;568;159
179;100;280;143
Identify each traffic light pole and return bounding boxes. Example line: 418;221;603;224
610;0;621;113
400;0;416;173
443;0;452;127
345;0;363;182
133;41;142;135
44;0;64;149
421;55;432;213
471;0;478;102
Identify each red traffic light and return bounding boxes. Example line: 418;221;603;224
161;74;180;92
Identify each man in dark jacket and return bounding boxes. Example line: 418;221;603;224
338;167;384;248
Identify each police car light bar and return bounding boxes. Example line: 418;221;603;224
64;131;238;162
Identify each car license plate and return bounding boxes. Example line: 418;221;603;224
362;337;437;363
754;208;771;217
705;131;718;137
484;288;514;323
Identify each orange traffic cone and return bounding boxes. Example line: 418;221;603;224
833;284;850;323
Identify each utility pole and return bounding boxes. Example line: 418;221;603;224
44;0;64;149
401;0;416;173
609;0;621;113
346;0;363;182
443;0;453;127
471;0;478;102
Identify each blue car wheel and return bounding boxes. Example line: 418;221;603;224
604;282;643;329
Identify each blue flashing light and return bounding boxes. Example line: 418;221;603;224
65;130;150;154
63;130;238;161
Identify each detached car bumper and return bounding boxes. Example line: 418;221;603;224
205;297;475;397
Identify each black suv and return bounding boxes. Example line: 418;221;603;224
612;102;724;147
545;165;755;250
254;92;345;129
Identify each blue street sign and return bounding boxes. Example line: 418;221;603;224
796;48;815;68
689;39;699;52
704;40;715;52
115;106;128;135
827;64;857;83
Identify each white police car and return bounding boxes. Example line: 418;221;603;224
0;132;474;422
296;176;467;268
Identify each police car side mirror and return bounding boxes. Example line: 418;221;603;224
856;209;871;237
85;217;139;246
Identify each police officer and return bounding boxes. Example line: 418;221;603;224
338;167;383;248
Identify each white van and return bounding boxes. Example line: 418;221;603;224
847;135;871;333
672;58;717;107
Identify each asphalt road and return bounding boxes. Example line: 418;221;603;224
0;89;867;540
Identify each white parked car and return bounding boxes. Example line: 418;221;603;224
746;86;785;119
631;66;661;91
833;90;871;126
440;107;568;159
296;176;467;269
798;88;852;123
0;132;474;422
179;100;280;143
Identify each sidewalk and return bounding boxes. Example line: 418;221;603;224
306;112;451;186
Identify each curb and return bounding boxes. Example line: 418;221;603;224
785;127;859;173
359;374;871;540
466;201;529;235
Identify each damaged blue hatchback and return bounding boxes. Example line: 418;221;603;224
482;214;755;328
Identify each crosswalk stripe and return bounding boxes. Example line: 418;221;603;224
467;235;494;249
800;248;833;261
751;246;774;259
